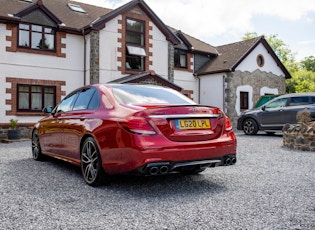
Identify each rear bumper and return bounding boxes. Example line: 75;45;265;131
100;135;236;175
136;154;236;176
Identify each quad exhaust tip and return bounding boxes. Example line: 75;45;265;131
148;165;169;175
144;157;234;175
159;165;169;174
224;156;237;166
149;166;159;175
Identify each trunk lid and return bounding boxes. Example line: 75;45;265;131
133;105;225;142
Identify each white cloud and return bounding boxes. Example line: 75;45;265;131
296;39;315;60
299;40;315;45
145;0;315;37
75;0;315;59
75;0;315;34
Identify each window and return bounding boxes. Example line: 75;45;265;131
67;3;86;13
112;85;195;105
17;85;55;112
18;23;55;51
55;91;78;113
265;98;287;109
87;90;100;110
289;96;309;106
126;18;145;71
174;49;187;68
73;88;99;111
256;54;264;67
126;19;144;45
240;92;249;110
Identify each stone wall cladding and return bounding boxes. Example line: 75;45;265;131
226;69;286;127
283;123;315;151
139;78;163;86
168;42;174;82
90;30;100;84
0;122;35;140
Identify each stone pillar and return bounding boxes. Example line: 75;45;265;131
168;42;174;83
90;30;100;84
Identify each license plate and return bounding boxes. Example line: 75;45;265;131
175;119;211;130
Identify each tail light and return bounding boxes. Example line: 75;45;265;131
120;117;156;135
225;116;233;132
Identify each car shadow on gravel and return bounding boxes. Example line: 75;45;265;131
105;173;227;198
235;131;283;138
8;155;227;198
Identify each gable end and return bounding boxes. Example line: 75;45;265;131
14;0;62;26
18;8;57;27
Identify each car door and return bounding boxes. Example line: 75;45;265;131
40;90;79;156
257;97;288;129
38;113;62;154
61;87;100;161
283;96;311;124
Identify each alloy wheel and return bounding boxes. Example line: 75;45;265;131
243;118;258;135
81;138;104;186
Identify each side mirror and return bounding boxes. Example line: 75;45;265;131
261;105;266;111
42;106;53;114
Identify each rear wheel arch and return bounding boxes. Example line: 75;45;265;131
80;134;94;151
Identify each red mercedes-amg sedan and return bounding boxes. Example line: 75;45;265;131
32;84;237;186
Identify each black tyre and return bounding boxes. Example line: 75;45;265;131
242;118;258;135
80;137;106;186
32;130;45;161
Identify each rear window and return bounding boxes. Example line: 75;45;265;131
111;84;195;105
289;96;309;106
73;87;98;110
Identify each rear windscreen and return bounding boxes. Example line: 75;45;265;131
111;84;196;105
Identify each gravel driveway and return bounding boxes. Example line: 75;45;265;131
0;132;314;230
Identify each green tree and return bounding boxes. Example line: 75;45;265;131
287;69;315;92
300;56;315;72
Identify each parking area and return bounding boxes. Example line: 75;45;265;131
0;132;314;229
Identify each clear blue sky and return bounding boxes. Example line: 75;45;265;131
77;0;315;61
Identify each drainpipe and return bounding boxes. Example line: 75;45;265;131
82;29;86;86
194;73;200;104
222;75;226;112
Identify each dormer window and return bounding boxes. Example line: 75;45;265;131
18;23;55;51
174;48;187;68
125;18;146;71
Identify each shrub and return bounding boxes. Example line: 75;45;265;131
9;119;18;129
296;110;311;124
